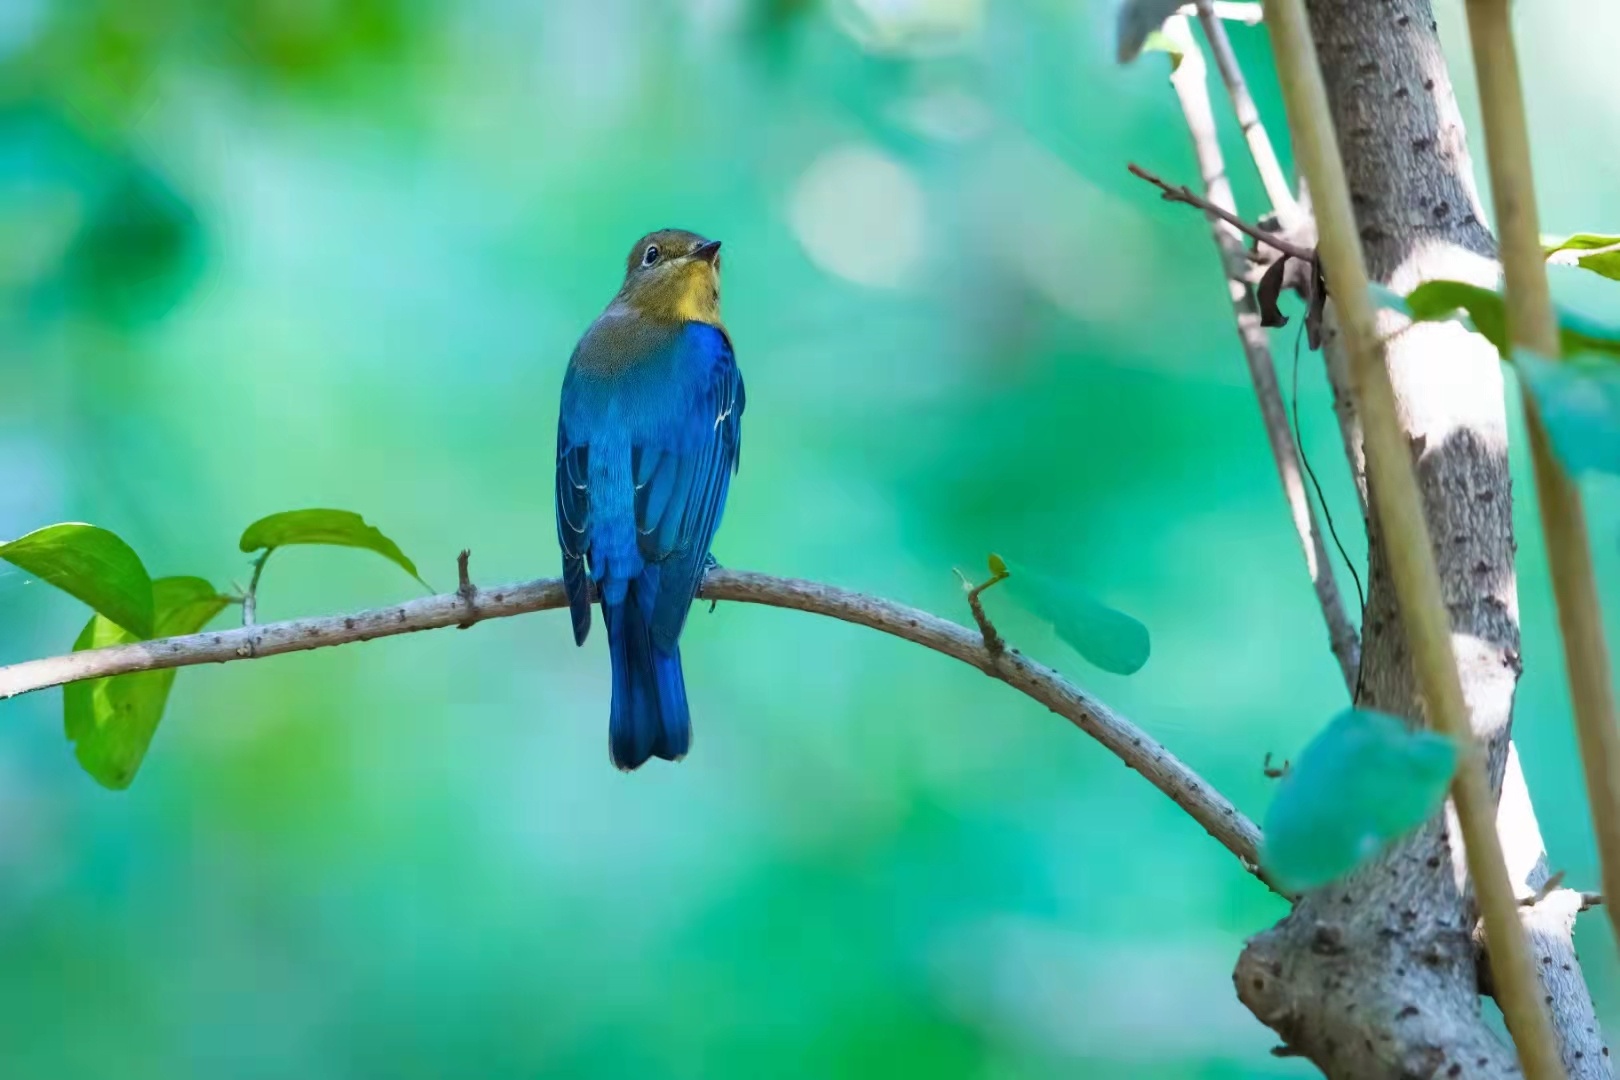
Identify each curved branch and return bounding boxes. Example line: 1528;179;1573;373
0;567;1270;890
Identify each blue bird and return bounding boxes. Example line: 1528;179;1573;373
556;229;744;771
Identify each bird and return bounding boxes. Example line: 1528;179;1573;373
555;229;745;771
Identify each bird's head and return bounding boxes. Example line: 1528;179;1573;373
615;228;724;325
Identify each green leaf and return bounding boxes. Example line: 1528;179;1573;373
1003;562;1150;675
1115;0;1185;63
1514;350;1620;477
0;522;154;637
1261;708;1458;893
1403;280;1620;360
1138;29;1185;70
1544;233;1620;282
64;576;230;790
987;552;1008;578
1404;280;1510;353
238;509;428;588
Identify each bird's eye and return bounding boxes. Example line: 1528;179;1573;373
642;244;660;267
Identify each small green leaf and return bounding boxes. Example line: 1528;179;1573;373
64;576;230;790
1404;280;1620;360
1514;350;1620;477
1404;280;1510;353
1003;562;1150;675
0;523;154;636
1544;233;1620;282
1139;29;1185;70
987;552;1008;578
1115;0;1185;63
1261;708;1458;893
238;509;427;588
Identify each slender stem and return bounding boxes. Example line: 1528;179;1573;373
241;550;270;628
1463;0;1620;957
1127;163;1315;262
0;567;1276;893
1262;0;1565;1075
1180;1;1263;23
1162;16;1358;691
1192;0;1302;227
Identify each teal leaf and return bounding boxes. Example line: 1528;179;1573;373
1545;233;1620;282
1261;708;1458;893
1003;562;1150;675
1404;280;1620;360
1116;0;1185;63
64;576;230;790
1514;350;1620;477
238;509;428;589
0;523;154;637
1366;281;1413;318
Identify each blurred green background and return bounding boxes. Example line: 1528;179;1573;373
2;0;1618;1076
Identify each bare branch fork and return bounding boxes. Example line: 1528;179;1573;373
0;561;1270;890
1152;15;1359;692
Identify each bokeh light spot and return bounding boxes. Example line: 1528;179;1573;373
789;143;924;289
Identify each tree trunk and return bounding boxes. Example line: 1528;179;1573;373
1233;1;1610;1075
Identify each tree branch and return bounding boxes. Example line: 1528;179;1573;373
1128;163;1315;262
1161;15;1358;692
1191;0;1303;228
0;567;1273;892
1262;0;1563;1073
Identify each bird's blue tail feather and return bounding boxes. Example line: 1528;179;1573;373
604;585;690;771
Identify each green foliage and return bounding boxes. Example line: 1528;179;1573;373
1402;280;1620;359
0;508;421;790
1261;709;1458;893
1514;351;1620;477
1001;561;1150;676
1114;0;1186;63
0;523;154;637
64;577;230;790
1545;233;1620;281
239;509;428;589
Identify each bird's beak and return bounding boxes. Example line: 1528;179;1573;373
692;239;722;265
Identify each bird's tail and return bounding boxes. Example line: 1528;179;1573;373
603;587;690;771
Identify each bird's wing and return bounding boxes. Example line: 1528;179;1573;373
556;383;593;646
632;325;745;650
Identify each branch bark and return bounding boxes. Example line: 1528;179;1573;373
0;566;1273;891
1233;0;1606;1075
1242;0;1564;1075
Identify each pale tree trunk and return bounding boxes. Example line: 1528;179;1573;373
1234;1;1611;1076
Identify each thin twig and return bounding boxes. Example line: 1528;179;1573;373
955;565;1010;656
1465;0;1620;962
456;549;477;629
0;567;1275;892
1264;0;1565;1074
1191;0;1302;227
241;550;270;629
1128;163;1315;262
1180;1;1264;24
1160;17;1358;691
